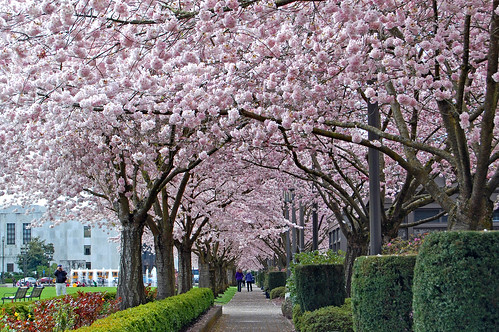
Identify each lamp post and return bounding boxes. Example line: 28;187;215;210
367;83;382;255
20;245;28;279
284;190;293;277
1;236;4;284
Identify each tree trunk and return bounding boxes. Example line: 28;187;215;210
116;218;146;310
199;262;212;289
177;243;193;294
154;227;176;299
448;196;493;231
343;236;369;297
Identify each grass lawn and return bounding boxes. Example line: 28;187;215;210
0;286;117;302
214;286;237;305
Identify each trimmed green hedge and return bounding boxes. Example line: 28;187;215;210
351;255;416;332
300;299;353;332
294;264;345;312
76;288;214;331
266;271;287;292
270;286;286;299
413;231;499;332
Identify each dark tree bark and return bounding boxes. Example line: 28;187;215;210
116;216;147;310
176;243;193;294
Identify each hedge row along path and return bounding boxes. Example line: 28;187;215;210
209;288;294;331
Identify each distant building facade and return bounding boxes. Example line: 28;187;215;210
0;205;120;276
329;203;499;253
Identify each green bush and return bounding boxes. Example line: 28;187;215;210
413;231;499;332
270;286;286;299
300;302;353;332
351;255;416;332
294;264;345;312
76;288;214;332
267;271;287;292
288;250;345;303
292;303;303;332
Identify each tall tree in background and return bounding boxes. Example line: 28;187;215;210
16;237;54;276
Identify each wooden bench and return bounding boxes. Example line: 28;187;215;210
25;286;44;301
1;287;30;303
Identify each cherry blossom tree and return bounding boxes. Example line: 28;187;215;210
210;0;498;231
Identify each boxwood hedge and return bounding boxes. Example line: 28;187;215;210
76;287;214;332
351;255;416;332
413;231;499;332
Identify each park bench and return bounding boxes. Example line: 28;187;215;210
1;286;30;304
25;286;45;301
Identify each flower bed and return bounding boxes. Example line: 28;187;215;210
0;291;119;331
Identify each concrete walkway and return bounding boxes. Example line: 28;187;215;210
208;288;295;332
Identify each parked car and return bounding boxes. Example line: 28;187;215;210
37;277;54;285
192;269;199;284
18;277;37;286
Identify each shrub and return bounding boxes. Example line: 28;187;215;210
351;255;416;332
76;288;214;332
300;303;353;332
294;264;345;312
288;250;345;303
267;271;287;292
270;286;286;299
0;291;120;332
292;303;303;332
413;231;499;332
382;233;428;255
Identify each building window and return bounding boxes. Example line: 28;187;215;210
84;245;91;256
23;223;31;244
414;209;447;223
6;223;15;245
86;262;92;269
330;228;341;252
493;209;499;222
83;226;91;238
7;263;14;272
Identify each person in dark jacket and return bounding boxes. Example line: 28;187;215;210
235;268;244;292
54;265;68;296
245;271;254;291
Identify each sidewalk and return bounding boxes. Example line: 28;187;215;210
208;287;295;332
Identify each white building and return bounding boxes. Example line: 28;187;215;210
0;205;120;276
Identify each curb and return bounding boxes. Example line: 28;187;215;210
187;305;222;332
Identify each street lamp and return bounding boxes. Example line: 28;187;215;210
20;245;28;279
283;189;293;277
1;236;4;284
367;81;382;255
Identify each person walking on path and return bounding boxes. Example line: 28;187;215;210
235;268;244;292
245;271;254;292
208;283;294;332
54;264;68;296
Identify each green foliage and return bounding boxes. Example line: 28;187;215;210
288;250;345;303
300;301;354;332
413;231;499;332
351;255;416;332
0;291;119;331
214;286;237;305
294;250;346;265
382;233;428;255
267;272;286;292
294;264;345;312
16;238;54;276
76;288;214;332
292;303;303;332
269;286;286;299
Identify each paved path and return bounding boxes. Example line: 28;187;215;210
208;288;295;332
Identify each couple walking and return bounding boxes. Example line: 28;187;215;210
235;268;254;292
